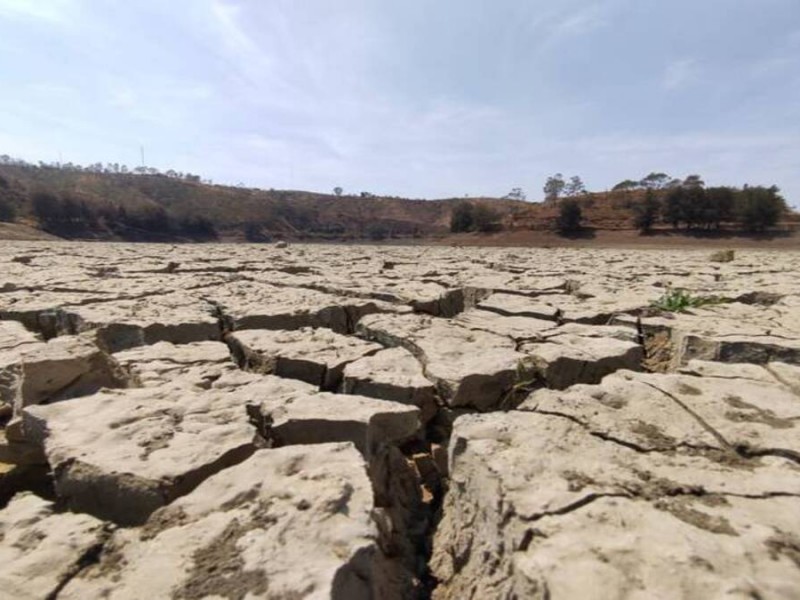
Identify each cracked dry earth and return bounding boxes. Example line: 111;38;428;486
0;242;799;600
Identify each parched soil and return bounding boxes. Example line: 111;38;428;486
0;241;798;599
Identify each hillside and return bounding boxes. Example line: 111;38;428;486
1;163;797;244
508;188;800;232
0;164;525;242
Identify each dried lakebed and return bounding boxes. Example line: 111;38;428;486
0;241;799;599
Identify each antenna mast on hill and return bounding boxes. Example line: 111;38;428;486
140;145;145;168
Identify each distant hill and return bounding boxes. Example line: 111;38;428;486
0;164;525;242
0;162;797;243
508;189;800;232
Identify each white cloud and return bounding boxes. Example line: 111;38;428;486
552;3;609;37
786;28;800;46
209;0;269;68
662;58;699;90
206;0;330;116
568;132;796;155
0;0;75;23
110;87;136;110
520;2;612;53
27;82;76;98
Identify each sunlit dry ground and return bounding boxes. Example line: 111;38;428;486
1;241;799;598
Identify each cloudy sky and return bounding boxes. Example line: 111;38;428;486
1;0;798;204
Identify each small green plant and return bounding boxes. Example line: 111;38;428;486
709;249;735;263
651;288;721;313
499;360;540;410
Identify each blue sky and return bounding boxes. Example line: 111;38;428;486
1;0;798;204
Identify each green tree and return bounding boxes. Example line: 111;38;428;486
683;174;705;188
543;174;565;203
682;185;706;229
735;185;785;232
612;179;640;192
450;202;474;232
633;189;660;233
704;187;736;229
640;172;671;190
663;187;686;228
333;187;343;196
504;187;526;201
662;181;755;231
564;175;586;197
557;199;583;233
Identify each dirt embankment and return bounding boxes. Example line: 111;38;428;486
431;228;800;249
0;223;61;242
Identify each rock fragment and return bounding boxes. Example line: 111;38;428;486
710;249;735;262
202;280;396;334
0;320;41;350
453;308;555;341
65;293;221;352
234;373;426;592
519;330;643;389
0;492;111;600
237;374;421;458
342;347;438;422
23;386;259;525
522;362;800;460
358;313;534;411
58;444;408;600
431;410;800;599
617;301;800;368
479;290;652;324
0;333;124;419
405;283;489;317
113;340;236;390
228;327;382;390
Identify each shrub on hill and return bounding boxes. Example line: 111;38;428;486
451;202;474;233
180;216;217;240
31;191;63;230
367;223;389;240
0;195;15;222
244;222;271;242
450;202;501;233
473;204;502;232
557;199;583;233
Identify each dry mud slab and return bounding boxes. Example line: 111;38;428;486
0;241;799;599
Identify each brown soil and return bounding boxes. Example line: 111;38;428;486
426;228;800;250
0;222;61;241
